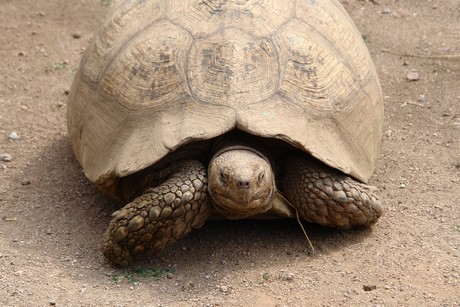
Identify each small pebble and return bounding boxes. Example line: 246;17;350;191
363;284;377;291
418;94;425;103
21;180;31;186
64;89;70;95
72;32;82;39
166;272;174;279
219;285;229;293
406;71;419;81
399;183;406;188
49;300;56;306
284;272;295;281
1;153;12;162
382;7;392;14
18;51;25;56
9;131;20;140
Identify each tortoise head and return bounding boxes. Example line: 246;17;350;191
208;146;276;219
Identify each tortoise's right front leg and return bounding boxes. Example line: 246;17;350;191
102;160;211;266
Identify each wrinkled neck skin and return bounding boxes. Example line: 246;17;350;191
208;143;276;219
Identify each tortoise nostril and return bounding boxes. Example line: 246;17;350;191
237;180;251;189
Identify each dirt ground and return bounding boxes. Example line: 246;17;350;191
1;0;459;306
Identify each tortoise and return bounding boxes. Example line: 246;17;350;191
67;0;384;266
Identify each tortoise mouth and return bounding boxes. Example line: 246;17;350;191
209;188;274;219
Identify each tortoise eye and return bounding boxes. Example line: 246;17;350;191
258;171;265;184
219;171;228;185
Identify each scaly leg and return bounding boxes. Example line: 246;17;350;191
102;160;211;266
281;155;383;229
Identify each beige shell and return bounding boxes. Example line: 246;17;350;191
67;0;383;199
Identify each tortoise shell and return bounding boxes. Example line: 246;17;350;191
67;0;383;200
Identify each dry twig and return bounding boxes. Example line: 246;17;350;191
278;192;316;255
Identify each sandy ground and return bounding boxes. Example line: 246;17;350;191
0;0;459;305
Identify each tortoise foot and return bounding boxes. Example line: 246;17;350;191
102;160;211;266
282;155;383;229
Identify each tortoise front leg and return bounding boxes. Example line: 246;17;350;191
281;155;383;229
102;160;211;266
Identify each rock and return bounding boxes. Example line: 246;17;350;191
382;7;392;14
9;131;20;140
406;71;419;81
21;180;31;186
72;32;82;39
284;272;295;281
0;153;12;162
418;95;425;103
363;284;377;291
219;285;229;293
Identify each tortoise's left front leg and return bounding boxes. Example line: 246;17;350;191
281;155;383;229
102;160;211;266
